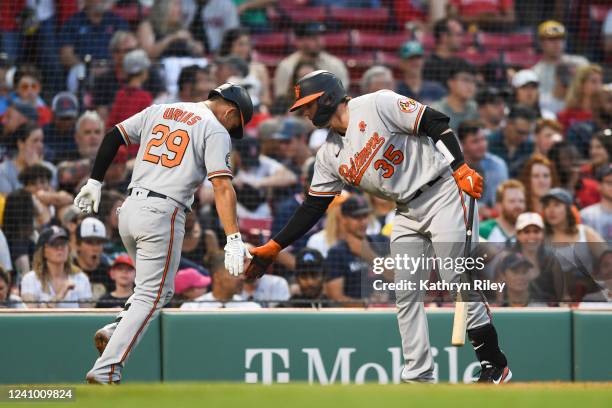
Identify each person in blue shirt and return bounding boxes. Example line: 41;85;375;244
396;41;447;106
324;195;388;303
59;0;129;70
487;104;536;178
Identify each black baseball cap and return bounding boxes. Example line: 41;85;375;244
475;87;505;105
295;248;324;274
295;22;325;38
499;252;533;273
36;225;69;249
540;188;573;206
341;195;372;218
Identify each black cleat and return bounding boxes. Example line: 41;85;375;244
477;361;512;384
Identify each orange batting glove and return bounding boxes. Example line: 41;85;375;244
245;240;282;280
453;163;483;199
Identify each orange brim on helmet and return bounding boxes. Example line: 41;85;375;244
289;91;324;112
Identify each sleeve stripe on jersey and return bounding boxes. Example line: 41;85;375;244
413;105;426;136
207;170;233;179
308;188;340;197
116;124;131;146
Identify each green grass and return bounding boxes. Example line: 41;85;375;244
2;383;611;408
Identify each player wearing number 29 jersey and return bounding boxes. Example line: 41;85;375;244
118;102;233;208
246;71;511;385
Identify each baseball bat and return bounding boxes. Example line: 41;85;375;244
451;196;476;347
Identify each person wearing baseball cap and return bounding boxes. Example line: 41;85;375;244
475;87;507;135
173;268;212;304
512;69;555;120
45;92;79;162
396;41;446;105
496;252;534;307
532;20;589;100
287;248;332;308
73;217;111;293
95;255;135;308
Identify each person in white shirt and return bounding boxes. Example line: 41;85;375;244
181;254;260;309
20;226;92;308
242;273;290;307
0;267;25;309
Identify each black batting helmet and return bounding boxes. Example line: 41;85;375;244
208;83;253;139
289;70;346;127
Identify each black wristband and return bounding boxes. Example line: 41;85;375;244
421;107;465;170
90;127;125;182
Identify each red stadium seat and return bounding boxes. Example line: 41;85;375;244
353;31;411;52
417;32;474;52
285;6;327;23
456;50;499;66
329;7;389;29
478;32;534;51
323;32;352;53
503;50;541;68
251;33;289;54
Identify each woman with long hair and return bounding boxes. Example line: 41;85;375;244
20;226;92;308
137;0;204;59
518;154;559;213
557;64;603;130
581;129;612;180
218;28;271;108
3;189;39;280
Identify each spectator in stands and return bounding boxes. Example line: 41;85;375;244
0;228;12;273
496;252;535;307
567;84;612;158
172;267;211;307
578;250;612;307
510;212;564;303
92;31;166;120
180;254;260;309
57;205;80;252
447;0;516;30
137;0;204;59
73;217;111;297
479;180;526;244
531;20;589;100
0;266;25;308
103;146;130;192
396;41;446;105
539;63;572;116
423;17;467;87
106;49;154;132
511;69;554;119
11;65;52;126
95;255;135;308
488;104;536;178
366;194;395;236
3;189;37;280
0;55;9;117
242;261;290;307
44;92;79;164
282;248;331;308
476;87;506;136
272;59;318;115
548;142;600;209
98;190;126;258
59;0;129;69
181;211;206;266
231;137;297;219
580;164;612;242
21;225;92;308
431;60;478;132
457;120;508;209
533;119;563;156
268;117;311;179
518;154;559;213
182;0;239;53
215;55;250;85
541;188;606;299
0;123;57;194
605;10;612;56
172;64;216;103
582;129;612;180
19;164;73;223
274;22;349;98
361;66;394;94
557;64;603;131
1;101;38;158
324;195;388;304
218;28;272;108
306;196;345;258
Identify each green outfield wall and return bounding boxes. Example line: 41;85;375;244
0;309;610;384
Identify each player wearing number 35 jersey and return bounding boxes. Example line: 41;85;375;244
246;71;511;384
74;83;253;384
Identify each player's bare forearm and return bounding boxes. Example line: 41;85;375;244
210;176;239;236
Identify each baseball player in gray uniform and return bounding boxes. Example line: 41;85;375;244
74;83;253;384
246;71;511;383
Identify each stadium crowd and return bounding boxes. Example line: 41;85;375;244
0;0;611;309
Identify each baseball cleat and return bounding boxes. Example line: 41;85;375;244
476;362;512;383
94;326;113;356
86;373;120;385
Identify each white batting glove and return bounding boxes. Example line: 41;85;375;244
74;179;102;214
224;233;252;276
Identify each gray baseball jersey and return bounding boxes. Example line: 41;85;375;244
117;102;233;207
308;90;449;202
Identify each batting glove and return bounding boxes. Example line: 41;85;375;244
245;240;282;280
224;233;251;276
74;179;102;214
452;163;483;199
